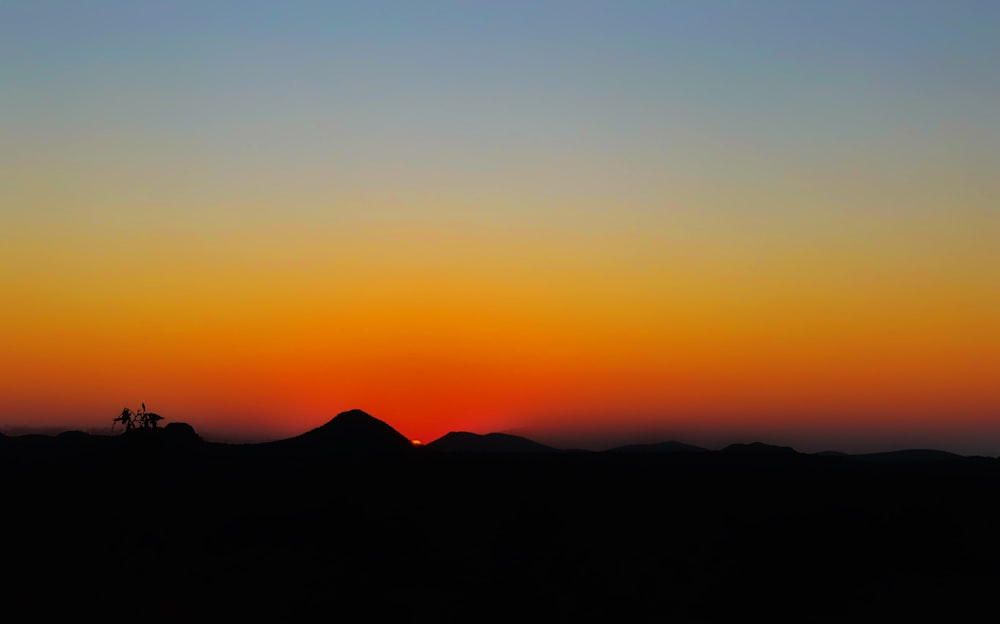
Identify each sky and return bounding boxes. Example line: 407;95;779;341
1;1;998;453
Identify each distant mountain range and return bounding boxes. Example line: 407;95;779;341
426;431;554;453
0;409;993;462
722;441;798;454
605;440;708;454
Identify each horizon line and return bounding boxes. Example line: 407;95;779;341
3;417;998;458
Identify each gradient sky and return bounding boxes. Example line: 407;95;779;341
2;1;998;453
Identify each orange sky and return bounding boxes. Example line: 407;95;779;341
2;212;997;451
1;2;998;454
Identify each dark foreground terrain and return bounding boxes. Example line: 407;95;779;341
3;415;999;622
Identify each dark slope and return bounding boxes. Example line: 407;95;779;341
606;440;708;453
269;408;413;454
849;448;964;463
3;415;1000;621
723;441;799;454
427;431;555;453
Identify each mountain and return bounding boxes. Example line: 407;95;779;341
159;422;203;449
722;442;799;455
606;440;708;454
426;431;555;453
848;449;963;463
272;409;413;454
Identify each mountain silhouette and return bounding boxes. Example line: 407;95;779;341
722;441;799;454
159;422;203;450
163;421;200;439
426;431;555;453
55;430;92;442
5;410;1000;623
272;409;413;454
849;449;963;463
606;440;708;454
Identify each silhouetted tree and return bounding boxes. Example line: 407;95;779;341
112;407;135;432
136;402;164;429
113;402;165;432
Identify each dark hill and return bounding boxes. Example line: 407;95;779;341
55;430;92;442
161;422;203;448
427;431;555;453
163;421;200;439
849;449;962;463
273;409;413;454
606;440;708;454
722;441;798;454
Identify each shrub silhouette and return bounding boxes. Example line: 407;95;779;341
112;402;164;432
112;407;135;432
